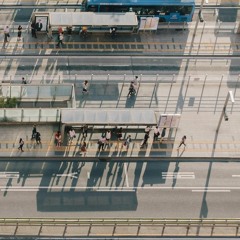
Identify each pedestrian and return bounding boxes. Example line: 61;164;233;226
67;26;72;36
80;141;87;156
82;125;88;138
82;80;89;94
58;26;63;34
35;19;43;32
178;135;187;149
105;130;111;149
22;77;27;84
140;133;149;148
68;128;76;143
116;127;123;149
3;26;10;46
56;33;64;48
31;21;37;38
31;124;37;139
97;134;106;151
18;138;24;152
153;126;160;141
47;25;53;40
127;81;136;97
122;135;131;150
36;132;41;144
145;126;151;134
55;131;62;147
160;127;166;143
110;27;116;38
17;25;22;41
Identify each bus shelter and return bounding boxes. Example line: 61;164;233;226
32;12;138;33
60;109;157;136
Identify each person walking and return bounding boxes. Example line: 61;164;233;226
153;126;160;141
82;80;89;94
82;125;88;138
160;128;166;143
22;77;27;84
97;134;106;151
55;131;62;147
18;138;24;152
58;26;63;34
140;133;149;148
122;135;132;150
36;132;41;144
56;33;64;48
178;135;187;149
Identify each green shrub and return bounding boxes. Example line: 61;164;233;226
0;98;19;108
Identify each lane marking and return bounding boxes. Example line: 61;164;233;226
56;173;78;179
232;175;240;177
0;172;19;178
192;190;230;193
124;163;129;188
162;172;195;179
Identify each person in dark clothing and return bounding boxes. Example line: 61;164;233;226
31;21;37;38
160;128;166;143
140;133;149;148
17;25;22;41
18;138;24;152
31;125;37;139
36;132;41;144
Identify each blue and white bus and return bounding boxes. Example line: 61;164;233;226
83;0;195;22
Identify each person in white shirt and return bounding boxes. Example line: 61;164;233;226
68;128;76;143
4;26;10;44
105;130;111;149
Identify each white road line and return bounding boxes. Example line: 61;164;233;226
124;163;129;188
0;172;19;178
0;186;238;192
192;190;231;193
162;172;195;179
56;173;78;179
232;175;240;177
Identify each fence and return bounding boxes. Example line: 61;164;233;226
0;218;240;237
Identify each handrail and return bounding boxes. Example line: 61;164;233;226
1;218;240;225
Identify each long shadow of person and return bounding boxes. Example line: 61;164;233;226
125;95;136;108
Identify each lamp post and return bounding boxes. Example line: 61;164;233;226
216;91;235;132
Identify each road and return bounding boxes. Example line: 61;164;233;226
0;159;240;218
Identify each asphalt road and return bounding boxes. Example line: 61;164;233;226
0;160;240;218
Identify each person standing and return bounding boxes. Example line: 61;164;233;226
56;33;64;48
82;125;88;138
68;128;76;143
18;138;24;152
82;80;89;94
3;26;10;46
153;126;160;141
80;141;87;156
17;25;22;41
178;135;187;149
98;135;106;151
58;26;63;34
31;21;37;38
47;25;53;40
105;130;111;149
22;77;27;84
35;19;43;32
31;125;37;139
115;127;123;149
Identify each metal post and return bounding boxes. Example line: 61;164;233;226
75;74;77;85
216;91;235;132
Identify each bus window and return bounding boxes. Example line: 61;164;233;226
88;5;98;12
178;6;192;15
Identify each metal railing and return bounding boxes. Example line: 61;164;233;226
0;218;240;237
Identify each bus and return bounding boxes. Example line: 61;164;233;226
83;0;195;22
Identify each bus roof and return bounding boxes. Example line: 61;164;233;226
87;0;195;5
